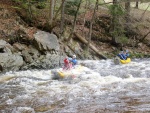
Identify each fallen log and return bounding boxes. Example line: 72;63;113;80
74;33;107;60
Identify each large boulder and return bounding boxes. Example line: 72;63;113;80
28;30;62;69
33;30;59;52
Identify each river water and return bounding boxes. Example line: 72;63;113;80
0;59;150;113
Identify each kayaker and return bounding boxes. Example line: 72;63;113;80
69;54;78;66
63;57;72;70
117;50;129;60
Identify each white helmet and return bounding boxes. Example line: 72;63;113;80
73;55;76;58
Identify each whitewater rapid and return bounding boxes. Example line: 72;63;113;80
0;58;150;113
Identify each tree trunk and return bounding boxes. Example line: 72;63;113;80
49;0;54;25
111;0;118;44
135;1;139;8
74;33;107;59
82;0;88;36
125;0;130;26
60;0;66;39
87;0;98;54
67;0;82;41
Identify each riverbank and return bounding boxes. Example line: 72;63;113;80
0;0;149;72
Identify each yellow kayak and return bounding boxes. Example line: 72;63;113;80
57;65;84;79
120;58;131;64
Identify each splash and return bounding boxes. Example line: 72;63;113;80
0;58;150;112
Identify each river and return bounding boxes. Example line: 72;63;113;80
0;58;150;113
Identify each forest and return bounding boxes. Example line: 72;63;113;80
10;0;150;57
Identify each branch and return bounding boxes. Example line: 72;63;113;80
74;33;107;59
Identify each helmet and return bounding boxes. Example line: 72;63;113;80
73;55;76;58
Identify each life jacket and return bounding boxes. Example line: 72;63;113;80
63;58;72;70
118;53;127;60
72;59;77;65
64;58;69;64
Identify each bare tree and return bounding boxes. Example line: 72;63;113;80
82;0;88;36
67;0;82;41
48;0;64;33
125;0;131;24
87;0;99;54
49;0;54;25
60;0;66;39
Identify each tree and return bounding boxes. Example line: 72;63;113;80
86;0;99;55
67;0;82;41
60;0;66;39
109;0;126;46
82;0;88;36
125;0;130;24
109;0;119;45
135;1;139;8
49;0;54;25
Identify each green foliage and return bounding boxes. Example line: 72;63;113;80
117;36;128;44
108;4;127;44
13;0;47;8
35;2;46;9
108;4;125;16
65;0;81;16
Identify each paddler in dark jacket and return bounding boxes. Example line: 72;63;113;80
117;50;129;60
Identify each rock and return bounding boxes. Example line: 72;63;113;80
0;53;23;72
41;53;60;68
0;40;24;72
13;43;40;63
114;56;121;65
33;30;59;52
22;50;33;63
13;43;26;51
0;40;13;53
28;45;40;60
64;46;73;56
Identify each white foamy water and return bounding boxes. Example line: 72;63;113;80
0;58;150;113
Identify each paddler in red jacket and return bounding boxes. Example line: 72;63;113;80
63;57;72;70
